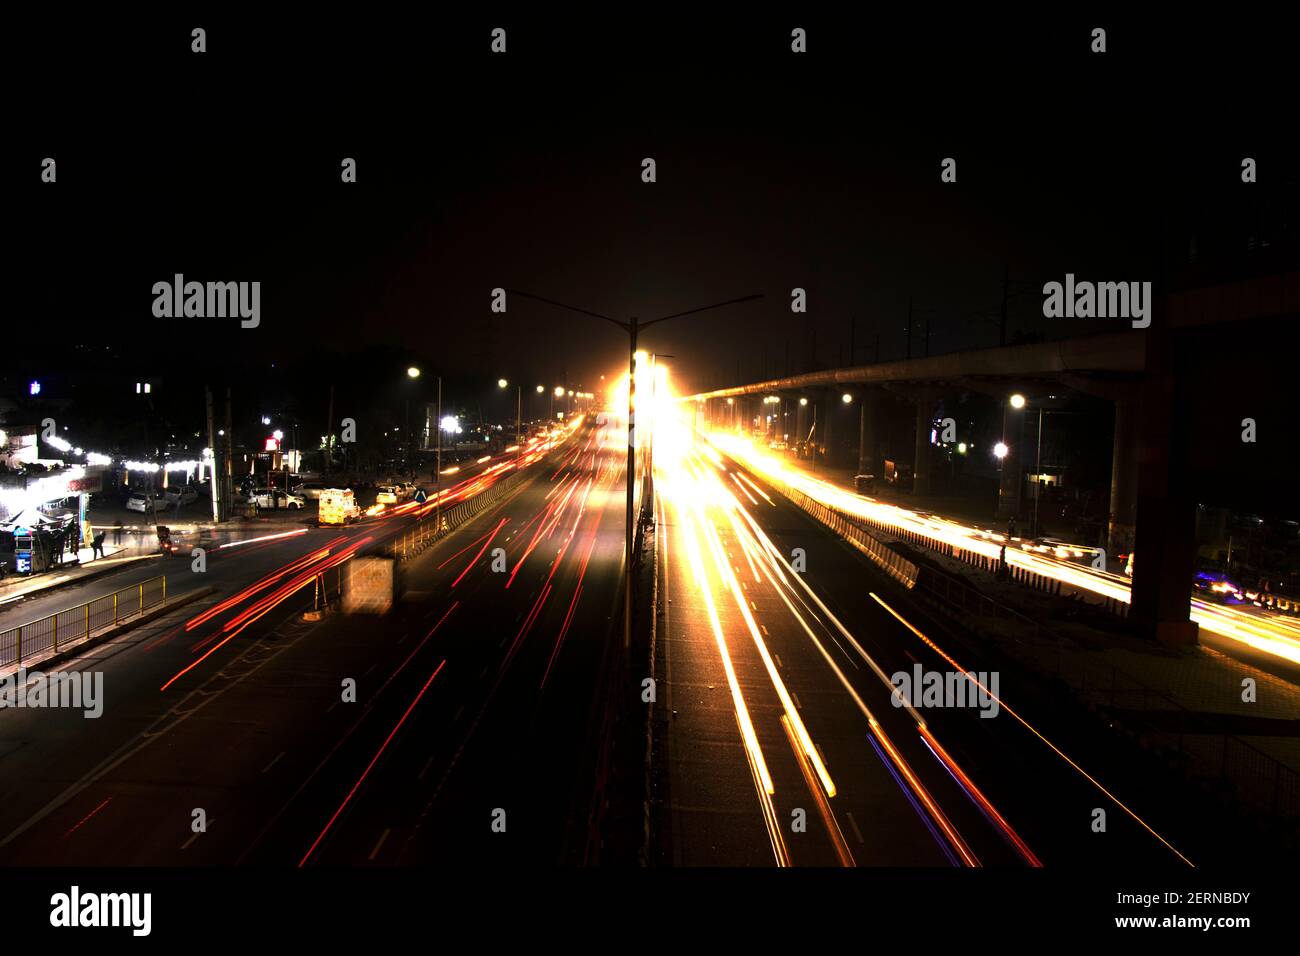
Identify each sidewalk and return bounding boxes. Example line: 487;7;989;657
0;546;159;607
0;510;311;609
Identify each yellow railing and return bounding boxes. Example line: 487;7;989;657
0;575;166;669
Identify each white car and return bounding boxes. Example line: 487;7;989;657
125;490;163;513
295;482;326;501
375;484;402;505
247;489;304;510
162;485;199;506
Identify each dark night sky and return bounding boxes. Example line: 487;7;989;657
14;11;1296;396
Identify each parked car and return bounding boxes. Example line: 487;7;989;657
246;488;305;510
125;490;163;513
295;482;327;501
162;484;199;506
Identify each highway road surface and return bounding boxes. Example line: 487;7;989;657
0;420;631;865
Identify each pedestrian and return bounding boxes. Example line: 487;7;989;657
1006;516;1017;539
997;544;1009;580
113;520;124;547
92;530;106;560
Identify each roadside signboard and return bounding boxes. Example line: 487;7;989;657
342;556;395;614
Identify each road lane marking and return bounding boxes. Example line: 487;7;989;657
181;819;213;850
368;828;391;861
262;751;285;774
844;811;865;844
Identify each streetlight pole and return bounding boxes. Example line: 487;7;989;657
506;289;762;651
625;317;638;649
435;375;442;530
1033;406;1043;538
516;384;522;444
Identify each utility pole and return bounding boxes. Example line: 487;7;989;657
625;318;638;650
1033;406;1044;538
906;296;913;360
515;384;522;444
325;385;335;478
224;388;233;519
999;262;1009;347
506;289;762;654
435;376;443;529
205;386;219;523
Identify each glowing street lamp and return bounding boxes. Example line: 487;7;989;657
407;366;421;379
993;441;1009;459
504;287;763;656
841;393;853;404
499;379;522;441
1009;393;1026;409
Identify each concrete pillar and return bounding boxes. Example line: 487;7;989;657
996;404;1025;522
913;389;934;496
1131;318;1198;646
1107;399;1140;557
820;392;833;465
857;390;879;476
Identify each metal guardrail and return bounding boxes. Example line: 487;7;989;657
738;454;1300;821
907;538;1300;819
310;461;553;612
384;467;534;563
0;575;167;669
784;487;919;588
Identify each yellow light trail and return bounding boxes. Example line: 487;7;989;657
706;430;1300;668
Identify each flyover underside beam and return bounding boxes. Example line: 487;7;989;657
686;331;1146;401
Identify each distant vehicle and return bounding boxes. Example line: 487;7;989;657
295;482;326;500
1193;571;1245;604
126;490;163;513
156;525;183;555
319;488;361;525
246;488;304;510
1027;537;1106;570
375;484;402;505
162;485;199;506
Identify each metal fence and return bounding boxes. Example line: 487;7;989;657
728;452;1300;822
384;467;534;563
784;487;919;588
918;545;1299;819
0;575;167;669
